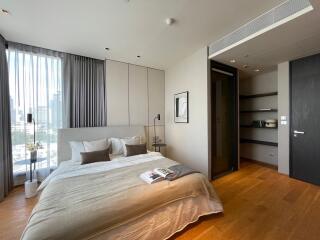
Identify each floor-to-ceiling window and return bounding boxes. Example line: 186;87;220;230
6;48;62;181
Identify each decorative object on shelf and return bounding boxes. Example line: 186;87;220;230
152;136;161;144
174;91;189;123
25;113;42;198
265;119;278;128
252;120;265;128
240;125;278;129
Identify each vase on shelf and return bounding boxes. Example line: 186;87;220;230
152;136;162;145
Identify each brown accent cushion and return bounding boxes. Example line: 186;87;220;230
125;143;147;157
80;148;110;165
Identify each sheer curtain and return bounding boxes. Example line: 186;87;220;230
7;43;63;182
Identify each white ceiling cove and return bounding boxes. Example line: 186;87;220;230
213;0;320;77
0;0;286;70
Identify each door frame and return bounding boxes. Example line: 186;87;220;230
289;61;293;178
209;60;239;180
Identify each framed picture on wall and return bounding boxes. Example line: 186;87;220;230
174;91;189;123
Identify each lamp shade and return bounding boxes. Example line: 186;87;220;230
27;113;33;123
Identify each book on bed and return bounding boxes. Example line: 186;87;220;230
139;168;174;184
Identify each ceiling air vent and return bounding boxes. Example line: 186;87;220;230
209;0;313;58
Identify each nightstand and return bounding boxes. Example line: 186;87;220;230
152;143;167;152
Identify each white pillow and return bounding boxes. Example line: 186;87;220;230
83;138;109;152
121;136;142;156
69;141;85;162
109;138;124;155
110;136;142;155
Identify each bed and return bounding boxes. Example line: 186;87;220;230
21;126;223;240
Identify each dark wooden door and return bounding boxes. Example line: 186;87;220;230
290;54;320;185
211;61;238;179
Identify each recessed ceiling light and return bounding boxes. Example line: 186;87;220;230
165;18;175;26
230;59;236;63
1;8;10;15
254;69;261;72
243;65;249;69
105;47;110;50
137;55;141;58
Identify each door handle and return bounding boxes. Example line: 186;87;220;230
293;130;304;137
294;130;304;134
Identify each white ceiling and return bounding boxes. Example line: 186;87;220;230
0;0;286;70
213;0;320;78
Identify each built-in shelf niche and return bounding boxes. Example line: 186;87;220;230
240;91;278;148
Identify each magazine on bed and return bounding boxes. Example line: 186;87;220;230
140;168;174;184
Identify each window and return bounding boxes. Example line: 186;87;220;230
7;49;62;177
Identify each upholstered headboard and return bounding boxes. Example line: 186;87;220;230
57;126;146;163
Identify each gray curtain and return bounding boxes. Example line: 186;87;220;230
63;54;106;128
0;34;13;201
8;42;107;128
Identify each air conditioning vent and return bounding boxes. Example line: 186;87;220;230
209;0;313;58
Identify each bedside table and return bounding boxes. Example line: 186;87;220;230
152;143;167;152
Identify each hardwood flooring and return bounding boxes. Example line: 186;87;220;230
0;161;319;240
174;161;320;240
0;187;38;240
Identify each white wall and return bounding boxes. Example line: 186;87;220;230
106;60;165;151
106;60;129;126
129;64;148;126
165;47;209;176
277;62;290;175
239;70;278;166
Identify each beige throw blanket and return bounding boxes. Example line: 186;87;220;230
21;155;223;240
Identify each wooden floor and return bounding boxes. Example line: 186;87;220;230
0;161;319;240
0;186;38;240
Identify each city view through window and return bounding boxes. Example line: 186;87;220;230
7;49;62;175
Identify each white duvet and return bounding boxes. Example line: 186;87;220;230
22;152;223;240
39;152;164;191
